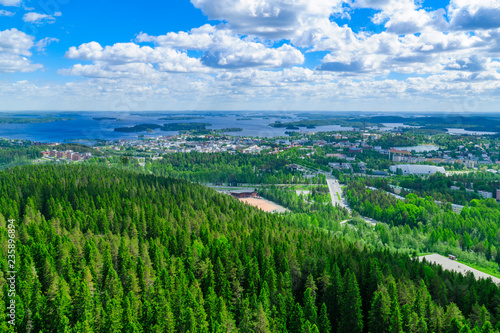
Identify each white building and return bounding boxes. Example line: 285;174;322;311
389;164;446;175
478;191;493;199
452;204;464;214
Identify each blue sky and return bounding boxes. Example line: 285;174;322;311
0;0;500;111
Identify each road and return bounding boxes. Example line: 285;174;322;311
340;216;378;226
326;177;351;213
419;254;500;285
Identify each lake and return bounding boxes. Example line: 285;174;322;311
380;123;421;131
0;112;354;142
396;145;440;152
446;128;497;136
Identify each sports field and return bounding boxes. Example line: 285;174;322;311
239;198;287;213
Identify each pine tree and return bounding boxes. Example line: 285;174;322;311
253;302;270;333
481;321;494;333
460;323;472;333
369;289;391;333
153;295;176;332
304;288;318;326
387;279;402;333
324;263;342;331
122;292;142;333
104;298;123;333
338;270;363;333
238;298;254;333
74;279;94;326
318;303;331;333
290;302;305;333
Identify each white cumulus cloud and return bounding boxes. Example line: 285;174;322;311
0;29;42;73
23;11;61;25
137;25;304;69
190;0;344;40
0;0;22;6
449;0;500;31
35;37;59;52
0;28;34;56
62;41;209;78
0;10;15;16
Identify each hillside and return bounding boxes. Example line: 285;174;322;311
0;165;499;332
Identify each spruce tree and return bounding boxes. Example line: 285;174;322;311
338;270;363;333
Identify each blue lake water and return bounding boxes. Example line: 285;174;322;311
0;112;354;142
395;145;440;152
446;128;497;136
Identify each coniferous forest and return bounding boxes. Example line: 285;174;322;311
1;165;500;332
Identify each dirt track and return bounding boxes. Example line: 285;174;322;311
239;198;287;213
419;254;500;285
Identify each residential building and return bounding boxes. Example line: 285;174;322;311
465;160;477;168
478;191;493;199
451;204;464;214
389;164;446;175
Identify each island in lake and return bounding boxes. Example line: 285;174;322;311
213;127;243;133
0;117;73;124
114;124;162;132
114;122;213;133
159;116;204;120
93;117;121;121
162;122;212;131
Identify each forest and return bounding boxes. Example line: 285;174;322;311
344;179;500;268
1;165;500;332
0;144;41;169
149;152;324;185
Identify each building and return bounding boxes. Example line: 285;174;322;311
451;204;464;214
497;189;500;201
389;149;411;160
465;160;477;169
287;164;302;171
393;155;427;163
389;164;446;175
41;151;50;157
349;147;363;154
229;190;258;198
331;153;347;160
478;191;493;199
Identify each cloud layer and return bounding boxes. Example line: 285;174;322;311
2;0;500;110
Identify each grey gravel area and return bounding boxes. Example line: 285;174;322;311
419;254;500;285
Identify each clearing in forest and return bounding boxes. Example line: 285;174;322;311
419;254;500;285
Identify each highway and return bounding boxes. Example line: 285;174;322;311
326;176;351;213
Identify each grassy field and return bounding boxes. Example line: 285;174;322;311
456;259;500;280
